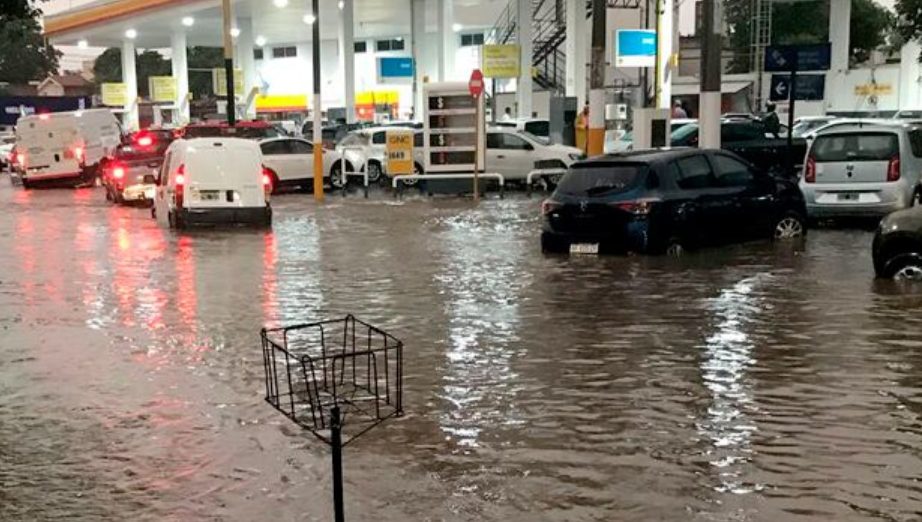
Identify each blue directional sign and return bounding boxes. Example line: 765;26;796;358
769;74;826;101
764;43;831;72
615;29;657;67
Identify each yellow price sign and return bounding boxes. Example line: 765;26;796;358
386;130;415;176
854;83;892;96
212;68;245;97
482;44;521;79
148;76;177;103
101;82;128;106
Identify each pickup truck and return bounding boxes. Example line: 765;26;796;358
670;120;807;178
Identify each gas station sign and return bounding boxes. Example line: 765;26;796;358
100;82;128;106
148;76;177;103
212;68;245;97
386;129;414;176
482;45;520;78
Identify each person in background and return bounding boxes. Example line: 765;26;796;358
575;103;589;154
502;107;514;122
672;99;688;119
763;102;781;138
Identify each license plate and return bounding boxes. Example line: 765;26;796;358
570;243;599;255
838;193;859;201
199;190;220;201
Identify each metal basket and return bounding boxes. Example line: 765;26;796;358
262;315;403;446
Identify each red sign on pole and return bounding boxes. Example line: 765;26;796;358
469;69;484;98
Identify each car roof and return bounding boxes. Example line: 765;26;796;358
179;137;260;149
258;136;307;143
813;124;907;136
578;148;705;166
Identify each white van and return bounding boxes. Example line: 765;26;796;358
153;138;272;228
15;109;121;187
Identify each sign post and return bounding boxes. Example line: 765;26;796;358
469;69;484;203
386;129;414;178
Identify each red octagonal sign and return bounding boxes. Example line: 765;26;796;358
469;69;484;98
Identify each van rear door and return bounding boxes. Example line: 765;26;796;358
811;131;899;183
184;141;264;208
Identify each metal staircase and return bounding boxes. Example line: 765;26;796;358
487;0;642;93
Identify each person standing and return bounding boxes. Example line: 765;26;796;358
763;102;781;138
672;99;688;119
575;103;589;154
501;107;514;122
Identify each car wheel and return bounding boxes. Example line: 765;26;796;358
889;257;922;281
105;188;113;202
21;178;31;189
366;161;383;183
400;163;422;187
773;211;806;239
330;162;345;188
912;189;922;207
665;238;685;257
168;211;184;229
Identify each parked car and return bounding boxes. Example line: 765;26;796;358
15;109;121;188
494;118;550;139
799;124;922;219
102;129;176;205
303;122;370;150
0;135;15;171
801;118;887;141
604;119;696;154
671;119;805;177
485;127;584;182
540;149;807;255
872;207;922;280
792;116;838;138
334;126;423;185
182;120;284;140
894;109;922;120
259;137;339;192
153;138;272;228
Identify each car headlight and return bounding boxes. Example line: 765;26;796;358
568;153;586;161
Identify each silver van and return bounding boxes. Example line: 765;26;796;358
799;124;922;218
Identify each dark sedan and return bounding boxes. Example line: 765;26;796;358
541;149;808;255
873;208;922;280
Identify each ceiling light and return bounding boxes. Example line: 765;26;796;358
303;14;316;24
181;16;194;27
77;39;88;49
338;0;345;9
451;23;463;33
255;36;267;47
273;0;289;7
230;27;241;38
125;28;137;39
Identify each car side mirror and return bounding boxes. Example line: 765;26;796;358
689;136;699;147
524;143;534;151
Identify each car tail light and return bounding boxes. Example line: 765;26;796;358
541;198;562;216
136;134;153;147
112;165;125;180
613;200;655;215
262;166;274;199
73;146;84;165
804;156;816;183
15;152;25;167
38;113;50;121
174;164;186;208
888;155;901;182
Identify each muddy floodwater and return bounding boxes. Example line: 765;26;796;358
3;184;922;521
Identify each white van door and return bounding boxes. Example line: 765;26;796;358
154;150;174;226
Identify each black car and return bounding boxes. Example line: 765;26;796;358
101;130;175;205
872;208;922;280
541;149;808;255
671;120;807;177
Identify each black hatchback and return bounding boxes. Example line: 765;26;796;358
541;149;808;255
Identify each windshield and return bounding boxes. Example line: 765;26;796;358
519;130;548;145
898;110;922;119
184;125;279;139
556;163;647;196
812;132;899;162
671;124;699;143
792;121;827;137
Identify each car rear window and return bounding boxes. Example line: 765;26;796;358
556;163;647;196
812;132;899;162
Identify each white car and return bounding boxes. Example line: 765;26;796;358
258;137;339;193
494;118;550;139
485;127;584;182
153;138;272;228
334;126;423;186
0;135;15;171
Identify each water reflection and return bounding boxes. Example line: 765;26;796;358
698;274;768;495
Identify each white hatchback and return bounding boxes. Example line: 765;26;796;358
259;137;339;192
485;128;584;182
153;138;272;228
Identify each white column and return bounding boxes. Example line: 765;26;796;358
412;0;427;118
438;0;456;81
339;0;356;123
900;42;921;110
829;0;850;74
236;17;257;118
121;40;139;131
656;0;674;109
171;31;190;124
565;0;586;107
517;0;533;118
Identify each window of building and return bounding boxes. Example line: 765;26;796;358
460;33;485;47
375;38;405;52
354;41;367;53
254;48;264;60
272;46;297;58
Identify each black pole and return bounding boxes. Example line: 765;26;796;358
331;406;344;522
225;58;236;126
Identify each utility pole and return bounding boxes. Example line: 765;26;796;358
699;0;721;148
311;0;324;201
221;0;235;126
588;0;606;156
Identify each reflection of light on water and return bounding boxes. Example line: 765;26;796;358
697;275;768;494
436;209;528;448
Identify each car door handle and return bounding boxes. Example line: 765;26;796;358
496;155;506;159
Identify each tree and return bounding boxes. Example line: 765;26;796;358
0;0;60;84
187;46;224;98
897;0;922;58
92;48;170;97
726;0;895;73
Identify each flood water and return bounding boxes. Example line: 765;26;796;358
2;183;922;521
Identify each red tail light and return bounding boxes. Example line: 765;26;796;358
73;146;84;164
541;199;562;216
613;200;655;215
888;155;901;182
262;166;274;198
112;165;125;180
804;156;816;183
15;152;25;167
174;164;186;208
136;135;153;147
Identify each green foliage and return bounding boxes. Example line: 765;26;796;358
897;0;922;59
851;0;895;64
92;48;171;97
0;0;60;83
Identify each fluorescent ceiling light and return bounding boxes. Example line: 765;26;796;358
125;29;137;39
230;27;241;38
77;39;88;48
303;14;316;24
452;23;463;32
273;0;289;7
255;36;267;47
181;16;194;27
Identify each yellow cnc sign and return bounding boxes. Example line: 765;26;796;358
386;130;414;176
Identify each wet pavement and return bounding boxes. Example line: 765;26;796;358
2;182;922;521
